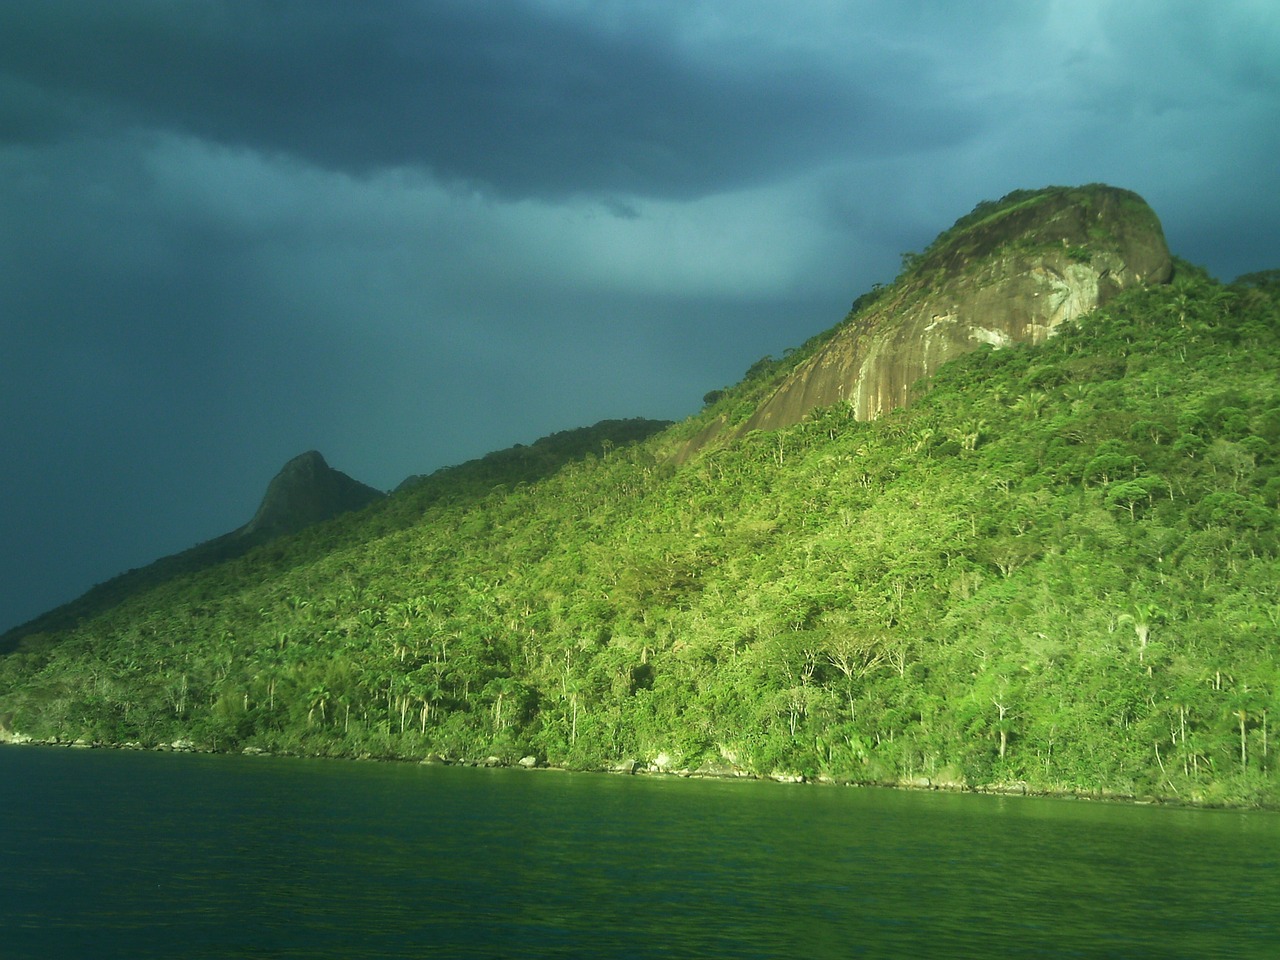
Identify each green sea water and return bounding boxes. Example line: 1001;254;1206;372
2;745;1277;958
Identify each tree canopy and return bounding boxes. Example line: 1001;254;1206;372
2;265;1278;808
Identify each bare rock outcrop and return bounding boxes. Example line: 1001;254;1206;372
683;185;1172;458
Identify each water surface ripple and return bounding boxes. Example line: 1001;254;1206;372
2;747;1276;958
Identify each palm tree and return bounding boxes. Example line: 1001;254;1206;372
946;418;988;452
307;684;330;727
1118;603;1163;664
1012;391;1048;421
485;677;515;732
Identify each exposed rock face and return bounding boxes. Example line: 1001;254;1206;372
241;450;384;539
685;185;1172;457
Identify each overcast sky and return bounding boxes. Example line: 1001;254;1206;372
2;0;1278;633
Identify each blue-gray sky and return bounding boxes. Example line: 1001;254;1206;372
2;0;1277;633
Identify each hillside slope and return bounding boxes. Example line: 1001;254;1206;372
0;420;668;652
2;191;1277;807
0;452;383;651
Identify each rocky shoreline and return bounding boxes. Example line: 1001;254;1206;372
1;729;1257;810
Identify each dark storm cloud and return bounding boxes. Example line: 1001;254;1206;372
0;0;968;200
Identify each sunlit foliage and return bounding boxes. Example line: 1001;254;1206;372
2;267;1277;807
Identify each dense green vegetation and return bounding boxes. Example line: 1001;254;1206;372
0;419;670;652
2;261;1277;807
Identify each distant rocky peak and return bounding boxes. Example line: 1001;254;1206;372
241;450;384;539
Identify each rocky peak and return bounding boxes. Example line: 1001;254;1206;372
241;450;384;539
682;184;1172;458
1;451;386;651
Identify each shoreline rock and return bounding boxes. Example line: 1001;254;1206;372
0;736;1264;811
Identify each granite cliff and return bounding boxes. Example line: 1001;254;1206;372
681;185;1172;458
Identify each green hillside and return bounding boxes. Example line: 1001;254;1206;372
2;216;1277;807
0;419;669;653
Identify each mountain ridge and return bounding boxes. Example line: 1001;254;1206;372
0;419;670;650
0;452;383;650
3;185;1277;808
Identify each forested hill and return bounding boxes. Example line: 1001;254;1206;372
2;188;1278;808
0;451;383;651
0;418;670;652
